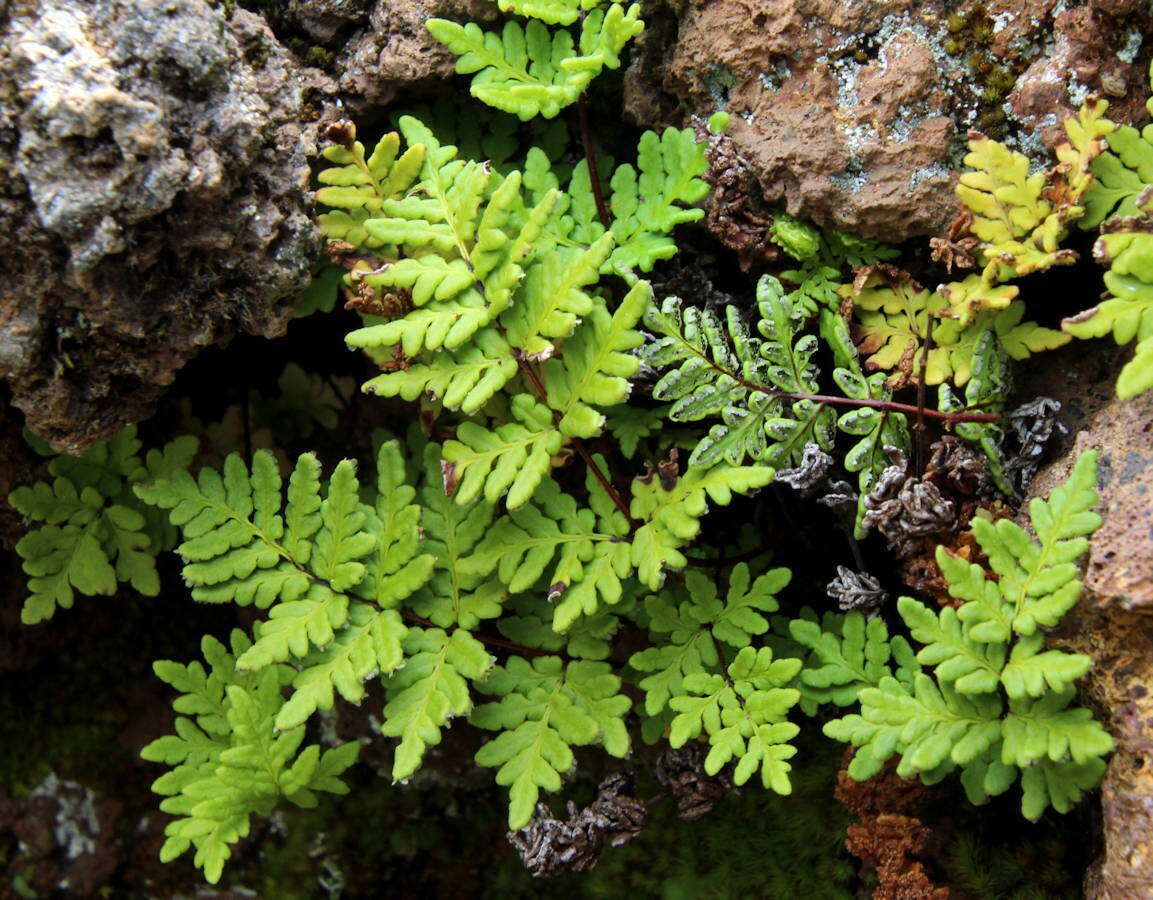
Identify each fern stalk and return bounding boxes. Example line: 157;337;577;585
695;346;1001;425
515;354;636;525
576;96;613;230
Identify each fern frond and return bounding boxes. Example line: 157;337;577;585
826;673;1005;781
442;394;562;508
847;270;1066;386
604;404;666;458
341;122;558;359
10;427;196;623
13;519;118;625
363;327;519;413
503;236;615;357
788;611;919;711
629;460;775;589
542;278;647;437
931;331;1010;496
472;655;630;828
381;627;493;780
956;135;1078;279
630;564;788;719
137;444;439;734
587;127;709;271
141;631;358;883
833;365;911;533
955;455;1099;639
276;602;407;730
410;443;505;629
668;646;802;792
427;7;643;121
643;277;837;468
462;469;631;631
1064;230;1153;397
898;596;1005;694
135;452;316;608
316;131;425;217
494;0;601;26
820;452;1112;817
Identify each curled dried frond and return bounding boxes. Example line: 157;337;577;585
655;743;734;820
509;774;648;877
827;566;888;613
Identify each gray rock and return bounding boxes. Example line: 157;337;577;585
288;0;371;44
0;0;327;452
334;0;495;112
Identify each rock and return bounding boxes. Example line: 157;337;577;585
1022;345;1153;897
0;0;327;452
626;0;1152;240
333;0;495;112
287;0;372;45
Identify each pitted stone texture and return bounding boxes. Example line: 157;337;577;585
1024;344;1153;896
627;0;1152;240
333;0;496;111
0;0;325;452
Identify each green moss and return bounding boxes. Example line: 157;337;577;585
941;8;1038;140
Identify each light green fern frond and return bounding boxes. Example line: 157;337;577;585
381;626;493;779
629;460;774;590
668;646;802;792
1064;229;1153;398
461;469;631;631
787;610;919;713
427;6;643;120
409;442;505;629
442;394;562;509
472;655;630;828
10;427;197;623
494;0;602;25
630;563;788;722
141;631;359;883
818;452;1113;818
135;444;436;738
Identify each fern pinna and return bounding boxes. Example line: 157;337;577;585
789;452;1112;819
1059;62;1153;398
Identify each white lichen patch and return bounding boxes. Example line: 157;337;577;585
907;162;951;193
830;168;869;195
758;58;793;93
29;774;100;860
1118;27;1143;64
1066;73;1091;108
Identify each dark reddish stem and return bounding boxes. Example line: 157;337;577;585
577;97;613;232
516;356;636;527
776;388;997;423
721;370;998;424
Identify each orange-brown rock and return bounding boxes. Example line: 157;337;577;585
1021;345;1153;897
626;0;1152;240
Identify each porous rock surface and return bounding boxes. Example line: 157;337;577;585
1024;346;1153;897
330;0;495;112
0;0;326;452
626;0;1153;239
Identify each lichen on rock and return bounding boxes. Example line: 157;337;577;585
625;0;1152;240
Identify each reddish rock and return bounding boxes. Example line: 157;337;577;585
627;0;1153;240
1022;344;1153;897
